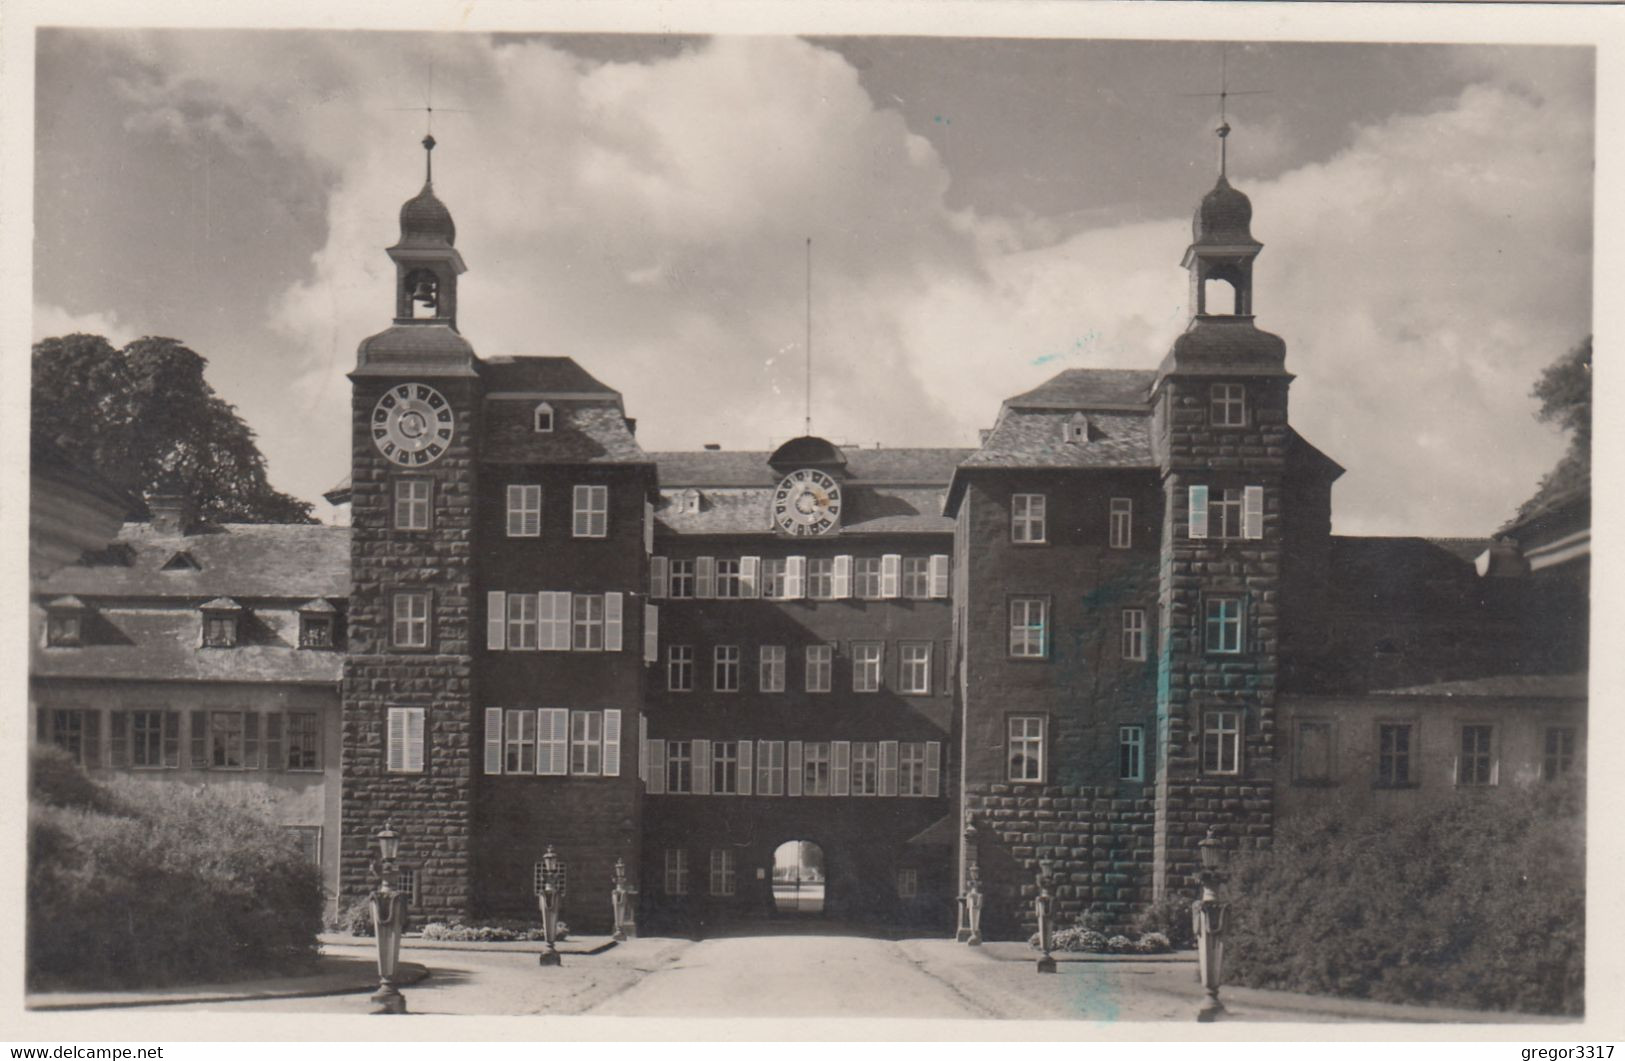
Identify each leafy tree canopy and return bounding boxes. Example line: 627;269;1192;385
1513;335;1590;524
32;333;314;524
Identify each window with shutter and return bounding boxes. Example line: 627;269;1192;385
643;499;654;554
646;738;666;793
695;557;716;599
508;592;539;651
484;708;503;774
486;591;506;650
605;592;624;651
879;740;899;796
1243;485;1264;540
573;485;608;538
832;554;852;599
880;554;902;598
644;604;659;664
1188;484;1209;540
737;740;754;796
784;556;805;599
692;738;711;795
832;741;851;796
928;554;949;598
787;740;803;796
539;709;569;775
506;484;541;537
925;740;942;798
388;707;425;773
740;557;761;598
571;710;604;775
650;557;669;599
504;709;536;773
603;709;622;777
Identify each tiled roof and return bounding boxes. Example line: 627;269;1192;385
31;607;343;684
649;448;972;487
1157;317;1289;377
480;400;650;465
353;324;478;378
479;356;622;396
959;411;1155;469
654;485;952;537
38;523;350;601
1372;673;1586;699
1003;369;1156;409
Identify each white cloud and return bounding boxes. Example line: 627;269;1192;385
107;34;1589;537
32;302;137;347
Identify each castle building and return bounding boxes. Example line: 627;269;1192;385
30;126;1587;939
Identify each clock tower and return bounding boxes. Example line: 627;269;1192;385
340;135;484;919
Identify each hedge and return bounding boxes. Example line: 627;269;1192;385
28;746;325;990
1224;781;1584;1016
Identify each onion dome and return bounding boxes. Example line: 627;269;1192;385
397;182;456;248
1193;176;1254;245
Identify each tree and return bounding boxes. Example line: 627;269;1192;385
32;333;314;524
1513;335;1590;523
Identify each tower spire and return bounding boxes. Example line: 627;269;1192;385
423;132;436;184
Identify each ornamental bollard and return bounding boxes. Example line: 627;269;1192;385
537;845;568;967
1034;868;1057;974
1191;826;1230;1022
610;857;638;942
964;861;984;947
954;892;972;943
368;822;409;1015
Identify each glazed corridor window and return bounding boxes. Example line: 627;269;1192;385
763;558;789;599
805;644;832;693
1009;598;1048;658
806;558;835;599
710;849;737;897
393;592;430;649
899;642;932;694
715;559;742;598
661;559;692;600
1543;726;1576;780
664;849;688;896
1187;485;1264;540
1204;598;1243;654
902;557;931;599
851;741;880;795
667;645;694;692
506;484;541;537
130;710;170;768
802;742;831;795
507;593;538;650
714;645;740;692
1011;493;1047;543
1122;608;1147;661
284;711;321;770
1377;723;1414;785
1211;382;1247;427
854;557;884;600
760;645;786;693
572;594;604;651
852;642;883;692
666;739;693;793
570;710;610;775
1458;724;1495;786
572;485;608;538
386;707;425;773
1119;725;1145;782
504;708;537;773
1202;710;1241;775
712;741;739;794
899;741;927;795
1008;716;1044;782
395;478;431;530
1109;498;1133;549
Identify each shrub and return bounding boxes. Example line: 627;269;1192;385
1136;932;1171;954
1032;925;1171;954
1225;782;1584;1016
419;919;571;943
1131;895;1197;949
329;896;375;938
27;748;324;990
1106;934;1136;954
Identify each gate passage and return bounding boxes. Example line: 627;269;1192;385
772;840;825;915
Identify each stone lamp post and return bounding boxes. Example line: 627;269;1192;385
1192;826;1230;1022
964;860;984;947
956;820;980;943
536;845;567;967
610;857;638;942
368;821;409;1015
1034;867;1057;974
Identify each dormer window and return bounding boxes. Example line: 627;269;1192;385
1062;413;1089;444
534;403;554;433
199;597;243;648
298;599;340;649
44;596;88;647
681;489;702;515
161;550;201;572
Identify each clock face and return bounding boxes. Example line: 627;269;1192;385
372;383;455;466
772;469;842;536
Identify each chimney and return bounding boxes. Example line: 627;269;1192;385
147;491;193;536
703;443;721;451
978;429;992;445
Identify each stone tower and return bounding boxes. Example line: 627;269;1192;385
1150;123;1292;897
340;135;483;918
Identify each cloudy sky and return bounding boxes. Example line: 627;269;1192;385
30;26;1593;536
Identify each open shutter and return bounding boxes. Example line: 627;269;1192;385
163;711;180;768
880;740;899;796
1188;485;1209;539
785;556;806;599
881;554;902;599
605;592;624;652
693;738;711;795
1244;485;1265;540
537;593;557;650
832;741;851;796
644;500;655;554
929;554;950;599
737;740;753;796
245;713;261;770
110;711;128;768
406;709;425;772
191;710;209;770
646;738;665;794
603;709;622;777
787;740;804;797
696;557;716;599
925;741;942;797
740;556;761;598
484;708;503;775
650;557;669;599
266;713;284;772
387;710;406;772
524;487;542;537
833;555;852;599
487;591;506;650
638;715;648;782
644;604;659;664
